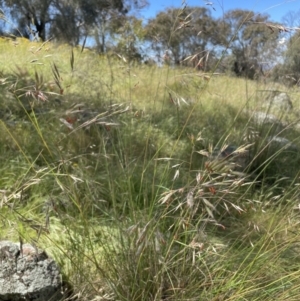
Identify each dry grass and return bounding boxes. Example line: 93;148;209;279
1;37;298;113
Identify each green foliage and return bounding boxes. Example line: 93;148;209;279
274;30;300;86
0;0;146;45
110;15;145;61
144;6;218;65
218;9;281;79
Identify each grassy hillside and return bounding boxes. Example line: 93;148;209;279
1;37;300;300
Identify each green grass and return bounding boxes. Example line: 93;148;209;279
1;37;300;300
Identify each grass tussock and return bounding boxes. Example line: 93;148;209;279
1;37;300;301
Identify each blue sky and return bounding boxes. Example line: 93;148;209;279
139;0;300;23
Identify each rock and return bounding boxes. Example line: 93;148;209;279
0;241;65;301
294;122;300;132
251;111;282;126
272;92;293;111
211;145;241;159
267;136;298;151
249;111;284;136
249;134;300;185
210;145;250;172
262;91;293;111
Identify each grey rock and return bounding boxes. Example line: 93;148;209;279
211;145;240;158
263;91;293;111
0;241;65;301
272;92;293;111
267;136;298;151
251;135;300;183
210;145;250;172
251;111;282;125
249;111;284;136
294;123;300;132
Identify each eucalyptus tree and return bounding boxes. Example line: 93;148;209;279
0;0;147;48
273;30;300;86
108;15;145;61
144;6;218;67
217;9;281;78
0;0;53;40
270;10;300;86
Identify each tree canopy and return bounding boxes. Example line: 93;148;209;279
0;0;146;45
144;6;218;66
270;9;300;86
215;9;280;78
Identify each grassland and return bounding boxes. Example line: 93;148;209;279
1;37;300;300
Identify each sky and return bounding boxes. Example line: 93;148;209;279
139;0;300;23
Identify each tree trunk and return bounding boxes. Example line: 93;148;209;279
33;17;46;41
